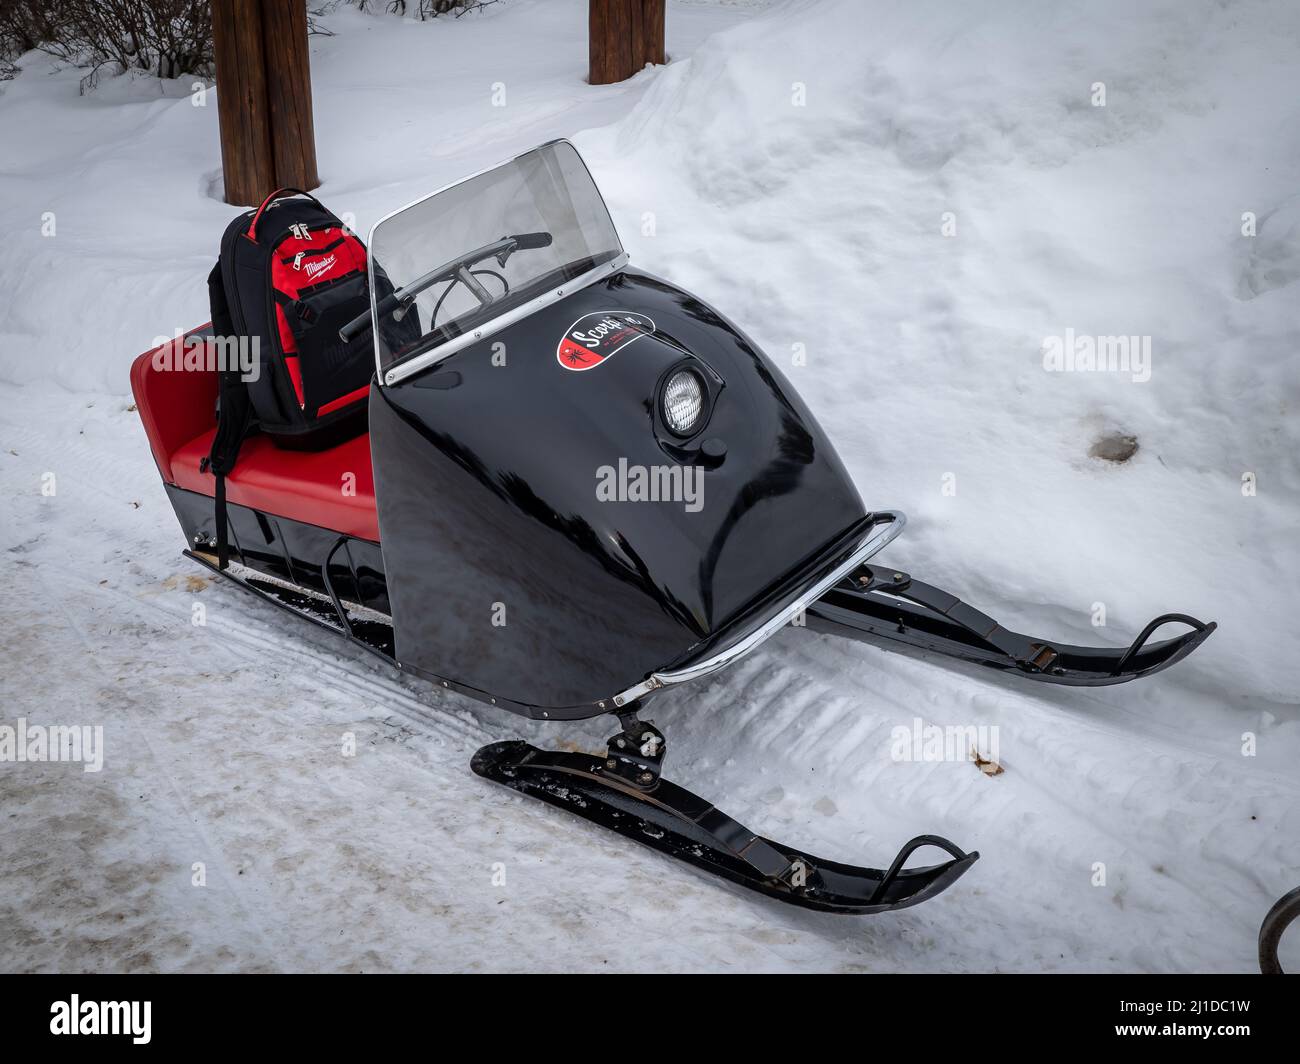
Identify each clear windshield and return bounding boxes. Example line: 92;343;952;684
369;140;624;375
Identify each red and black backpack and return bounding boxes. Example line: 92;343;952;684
203;188;378;566
209;188;377;445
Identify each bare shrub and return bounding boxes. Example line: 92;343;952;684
0;0;213;90
382;0;500;18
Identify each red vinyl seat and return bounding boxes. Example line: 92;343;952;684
170;429;380;543
131;334;381;543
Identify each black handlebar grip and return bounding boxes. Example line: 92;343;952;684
339;312;370;344
512;231;553;250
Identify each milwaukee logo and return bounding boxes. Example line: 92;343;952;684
303;253;337;281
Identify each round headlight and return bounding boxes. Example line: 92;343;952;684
662;370;704;436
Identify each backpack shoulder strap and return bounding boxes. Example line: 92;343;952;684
203;261;256;569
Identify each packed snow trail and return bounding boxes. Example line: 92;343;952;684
2;0;1298;971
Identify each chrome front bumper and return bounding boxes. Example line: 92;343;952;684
610;511;907;707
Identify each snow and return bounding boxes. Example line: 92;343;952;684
1;0;1298;972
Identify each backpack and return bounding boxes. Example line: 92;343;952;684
211;188;377;446
203;188;378;568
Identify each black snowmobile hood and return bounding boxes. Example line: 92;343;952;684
370;267;867;713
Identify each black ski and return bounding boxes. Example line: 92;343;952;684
472;711;976;915
808;563;1215;686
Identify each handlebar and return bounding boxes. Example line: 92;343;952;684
340;309;372;344
511;231;553;251
338;231;552;344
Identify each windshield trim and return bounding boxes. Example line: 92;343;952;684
368;138;627;387
380;252;629;386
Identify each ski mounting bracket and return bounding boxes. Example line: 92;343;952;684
602;703;666;791
848;564;1066;673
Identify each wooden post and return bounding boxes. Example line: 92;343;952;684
260;0;320;193
212;0;319;207
589;0;666;86
640;0;665;74
211;0;275;207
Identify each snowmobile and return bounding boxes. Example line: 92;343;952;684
131;140;1215;916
